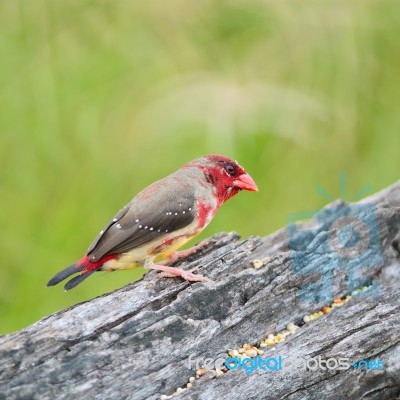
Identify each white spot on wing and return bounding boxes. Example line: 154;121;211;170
116;223;121;229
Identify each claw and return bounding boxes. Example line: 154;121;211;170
148;263;208;283
179;270;209;283
157;271;176;279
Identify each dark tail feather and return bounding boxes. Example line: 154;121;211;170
47;264;83;287
47;254;115;290
64;270;96;291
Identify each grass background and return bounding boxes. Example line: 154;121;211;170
0;0;399;333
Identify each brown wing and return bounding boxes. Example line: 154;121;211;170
86;188;196;261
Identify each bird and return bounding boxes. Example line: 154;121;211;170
47;154;258;291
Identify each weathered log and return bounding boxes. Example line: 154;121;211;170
1;181;400;400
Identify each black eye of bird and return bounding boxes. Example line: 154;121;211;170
224;162;237;176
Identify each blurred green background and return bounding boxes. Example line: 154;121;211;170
1;0;399;334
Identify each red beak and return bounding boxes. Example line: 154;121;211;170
233;173;258;192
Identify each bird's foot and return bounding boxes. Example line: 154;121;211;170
158;266;199;278
148;264;208;282
163;240;210;265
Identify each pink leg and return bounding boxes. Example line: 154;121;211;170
147;263;209;283
163;240;210;265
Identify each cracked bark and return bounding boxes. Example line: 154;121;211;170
1;181;400;400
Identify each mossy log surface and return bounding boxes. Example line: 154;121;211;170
1;182;400;400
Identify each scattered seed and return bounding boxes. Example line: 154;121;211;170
171;286;371;400
228;349;239;357
245;349;258;358
287;322;298;331
251;259;264;269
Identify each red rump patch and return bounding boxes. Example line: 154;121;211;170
76;254;117;274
